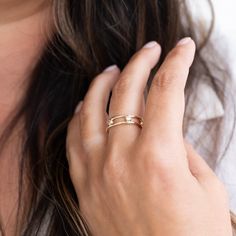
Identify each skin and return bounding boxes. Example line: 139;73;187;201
0;0;232;235
67;39;233;235
0;0;51;235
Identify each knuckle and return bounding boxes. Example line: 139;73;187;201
142;160;178;191
113;76;132;95
138;143;180;176
152;70;178;90
151;48;190;91
111;50;155;97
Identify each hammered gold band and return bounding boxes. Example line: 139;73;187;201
106;115;144;132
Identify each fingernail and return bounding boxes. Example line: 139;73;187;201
103;65;118;72
177;37;192;46
143;41;158;49
75;101;83;114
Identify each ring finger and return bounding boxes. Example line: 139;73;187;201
108;41;161;147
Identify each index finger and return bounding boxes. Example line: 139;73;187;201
141;38;196;143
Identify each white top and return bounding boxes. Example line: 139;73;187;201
185;80;236;213
188;0;236;214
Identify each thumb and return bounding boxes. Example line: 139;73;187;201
184;140;216;182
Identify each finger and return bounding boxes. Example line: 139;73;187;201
108;41;161;146
66;101;87;192
184;140;216;182
141;38;196;145
69;66;120;175
81;65;120;143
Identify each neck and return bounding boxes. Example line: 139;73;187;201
0;1;52;125
0;0;48;24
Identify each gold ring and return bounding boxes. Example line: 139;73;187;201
106;115;144;132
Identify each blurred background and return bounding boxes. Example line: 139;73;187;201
211;0;236;76
205;0;236;212
186;0;236;212
186;0;236;75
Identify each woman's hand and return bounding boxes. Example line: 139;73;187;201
66;38;232;236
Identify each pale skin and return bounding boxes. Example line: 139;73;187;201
0;0;51;235
0;1;232;236
67;39;232;236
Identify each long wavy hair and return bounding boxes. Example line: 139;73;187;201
0;0;235;235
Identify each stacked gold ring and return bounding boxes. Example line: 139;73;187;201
106;115;144;132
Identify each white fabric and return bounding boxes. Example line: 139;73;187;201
185;0;236;214
186;82;225;122
186;81;236;214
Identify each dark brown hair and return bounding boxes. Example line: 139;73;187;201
0;0;235;235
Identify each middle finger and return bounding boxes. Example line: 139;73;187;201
142;38;196;146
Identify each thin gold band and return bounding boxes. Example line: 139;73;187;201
106;115;144;132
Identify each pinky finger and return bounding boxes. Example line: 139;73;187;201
66;101;88;193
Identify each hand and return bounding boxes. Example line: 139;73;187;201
66;38;232;236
